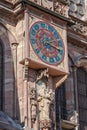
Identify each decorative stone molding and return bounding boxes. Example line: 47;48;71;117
11;42;19;47
29;85;37;123
24;59;29;80
40;120;52;129
4;0;18;4
69;0;85;19
30;87;36;99
4;0;13;3
29;0;40;4
29;0;53;10
31;100;37;122
71;21;87;35
54;0;70;17
24;66;29;79
60;0;69;3
41;0;53;10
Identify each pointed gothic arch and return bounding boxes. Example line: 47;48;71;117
0;22;16;116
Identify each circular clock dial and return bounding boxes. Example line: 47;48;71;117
30;21;65;65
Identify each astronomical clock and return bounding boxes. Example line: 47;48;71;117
30;21;64;66
28;15;68;79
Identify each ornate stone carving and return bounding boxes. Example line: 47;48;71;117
69;0;85;19
37;82;53;120
36;68;49;82
61;0;70;3
30;87;36;99
36;80;54;129
24;59;29;80
54;0;70;17
31;100;37;122
41;0;53;10
29;0;40;4
29;87;37;122
29;0;53;10
36;68;54;129
4;0;18;4
71;21;87;35
40;120;52;129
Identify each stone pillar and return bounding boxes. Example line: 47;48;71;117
24;59;31;128
25;9;30;59
24;9;31;129
72;66;78;112
11;42;19;119
72;66;79;130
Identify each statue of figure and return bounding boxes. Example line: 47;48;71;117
36;80;54;121
68;110;78;124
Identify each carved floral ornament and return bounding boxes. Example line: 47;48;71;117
71;21;87;35
69;0;85;19
54;0;70;16
25;0;70;16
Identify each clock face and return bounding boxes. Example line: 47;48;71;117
30;21;65;65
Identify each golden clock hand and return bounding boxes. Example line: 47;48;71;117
49;43;63;50
45;40;62;50
44;40;55;44
50;44;61;50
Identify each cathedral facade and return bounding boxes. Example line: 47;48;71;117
0;0;87;130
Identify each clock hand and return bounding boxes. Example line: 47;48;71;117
49;43;63;50
44;40;62;51
44;40;56;44
50;44;61;50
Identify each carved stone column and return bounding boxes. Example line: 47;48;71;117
72;66;78;111
11;42;19;119
24;9;30;59
72;66;79;130
24;59;30;128
23;8;32;129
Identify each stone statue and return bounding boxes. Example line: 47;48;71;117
68;110;78;124
36;80;54;121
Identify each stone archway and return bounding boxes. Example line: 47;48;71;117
0;22;16;117
0;21;22;130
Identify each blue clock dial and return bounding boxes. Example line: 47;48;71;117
30;21;65;65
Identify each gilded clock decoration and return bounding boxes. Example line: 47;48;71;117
30;21;65;65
